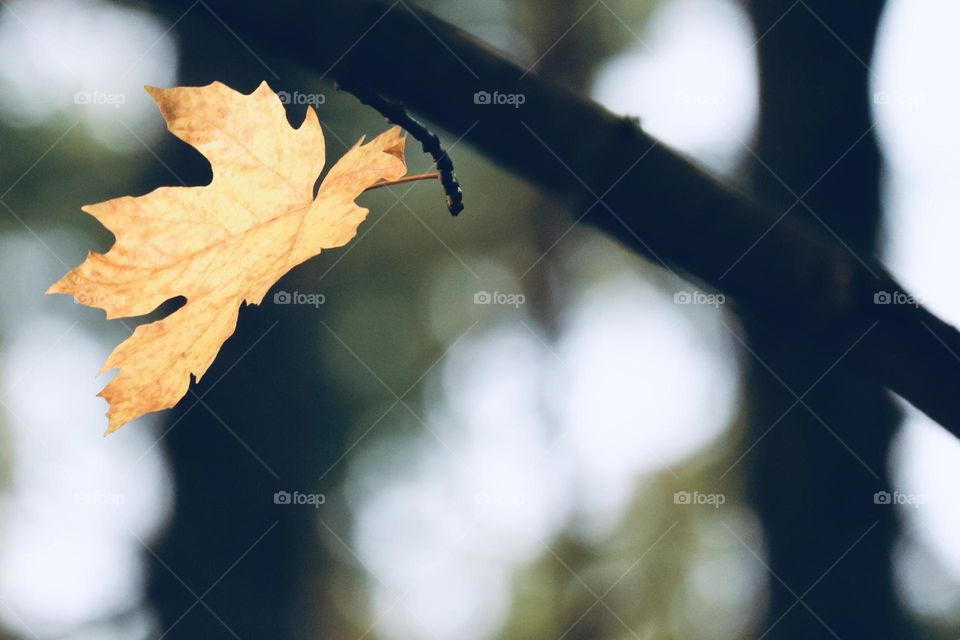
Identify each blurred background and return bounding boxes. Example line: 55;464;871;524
0;0;958;638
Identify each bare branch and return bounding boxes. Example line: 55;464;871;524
340;80;464;215
142;0;960;437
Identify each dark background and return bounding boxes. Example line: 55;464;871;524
0;0;958;638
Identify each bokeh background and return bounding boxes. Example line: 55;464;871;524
0;0;958;638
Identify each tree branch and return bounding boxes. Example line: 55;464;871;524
340;79;464;214
143;0;960;437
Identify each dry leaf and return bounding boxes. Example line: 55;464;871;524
48;81;407;434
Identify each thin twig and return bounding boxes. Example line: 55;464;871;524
337;80;464;215
364;172;440;192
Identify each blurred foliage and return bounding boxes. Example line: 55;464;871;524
0;0;953;639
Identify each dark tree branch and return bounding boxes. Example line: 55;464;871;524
338;79;464;214
141;0;960;437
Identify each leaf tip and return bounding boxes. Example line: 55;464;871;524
103;420;124;436
302;105;320;127
46;272;76;296
99;389;128;435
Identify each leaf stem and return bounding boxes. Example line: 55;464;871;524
363;172;440;192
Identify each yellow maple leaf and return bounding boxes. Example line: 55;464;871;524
48;81;407;434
